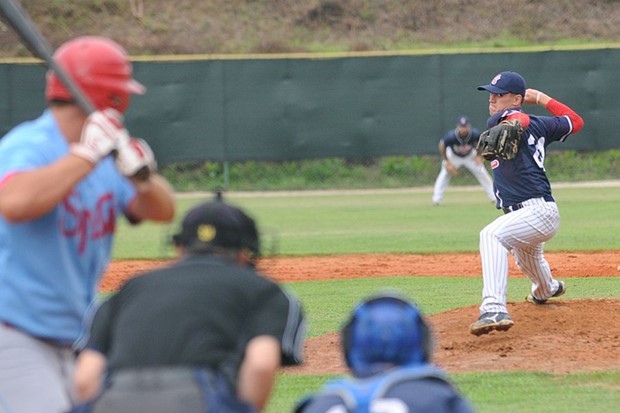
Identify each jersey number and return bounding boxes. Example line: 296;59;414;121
531;135;546;170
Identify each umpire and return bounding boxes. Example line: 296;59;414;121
72;194;306;412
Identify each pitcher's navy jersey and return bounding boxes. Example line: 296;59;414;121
486;109;576;208
442;128;481;157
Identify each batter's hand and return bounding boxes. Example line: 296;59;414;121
72;109;130;165
115;137;156;181
446;161;458;176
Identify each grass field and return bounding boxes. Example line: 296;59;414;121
114;184;620;259
112;183;620;412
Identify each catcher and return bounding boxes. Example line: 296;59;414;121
295;291;475;413
470;71;584;336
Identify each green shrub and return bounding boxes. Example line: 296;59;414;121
161;150;620;192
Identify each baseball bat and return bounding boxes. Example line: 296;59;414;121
0;0;95;114
0;0;151;181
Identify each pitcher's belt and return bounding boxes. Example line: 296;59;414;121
503;195;555;214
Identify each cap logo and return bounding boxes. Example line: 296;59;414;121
197;224;217;242
491;74;502;85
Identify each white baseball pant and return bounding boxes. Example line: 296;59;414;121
478;197;563;314
432;148;495;204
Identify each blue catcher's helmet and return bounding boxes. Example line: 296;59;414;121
341;292;433;378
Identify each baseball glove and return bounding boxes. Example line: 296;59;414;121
477;119;523;161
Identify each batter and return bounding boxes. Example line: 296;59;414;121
0;37;175;413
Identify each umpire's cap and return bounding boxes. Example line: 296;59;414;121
172;194;259;256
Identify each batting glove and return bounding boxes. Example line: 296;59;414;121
71;109;130;165
115;137;157;181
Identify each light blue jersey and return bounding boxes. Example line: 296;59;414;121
0;110;136;343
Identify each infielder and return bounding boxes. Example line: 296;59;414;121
0;36;176;413
432;115;495;205
470;71;584;336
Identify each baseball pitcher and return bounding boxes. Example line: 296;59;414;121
470;71;584;336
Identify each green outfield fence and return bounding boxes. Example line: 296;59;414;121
3;47;619;192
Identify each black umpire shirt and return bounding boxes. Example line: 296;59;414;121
85;254;305;383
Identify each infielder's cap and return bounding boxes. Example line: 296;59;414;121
172;193;259;255
477;71;526;96
457;115;470;127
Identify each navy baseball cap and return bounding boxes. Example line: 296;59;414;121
457;115;470;127
477;71;526;96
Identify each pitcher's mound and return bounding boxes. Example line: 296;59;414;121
285;299;620;375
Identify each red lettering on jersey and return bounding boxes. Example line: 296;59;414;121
92;193;116;239
60;191;117;254
491;159;500;169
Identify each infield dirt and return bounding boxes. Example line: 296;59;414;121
101;251;620;374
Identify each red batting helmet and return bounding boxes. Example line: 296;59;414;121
45;36;145;113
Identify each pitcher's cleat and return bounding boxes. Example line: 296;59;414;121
470;312;514;336
526;281;566;304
